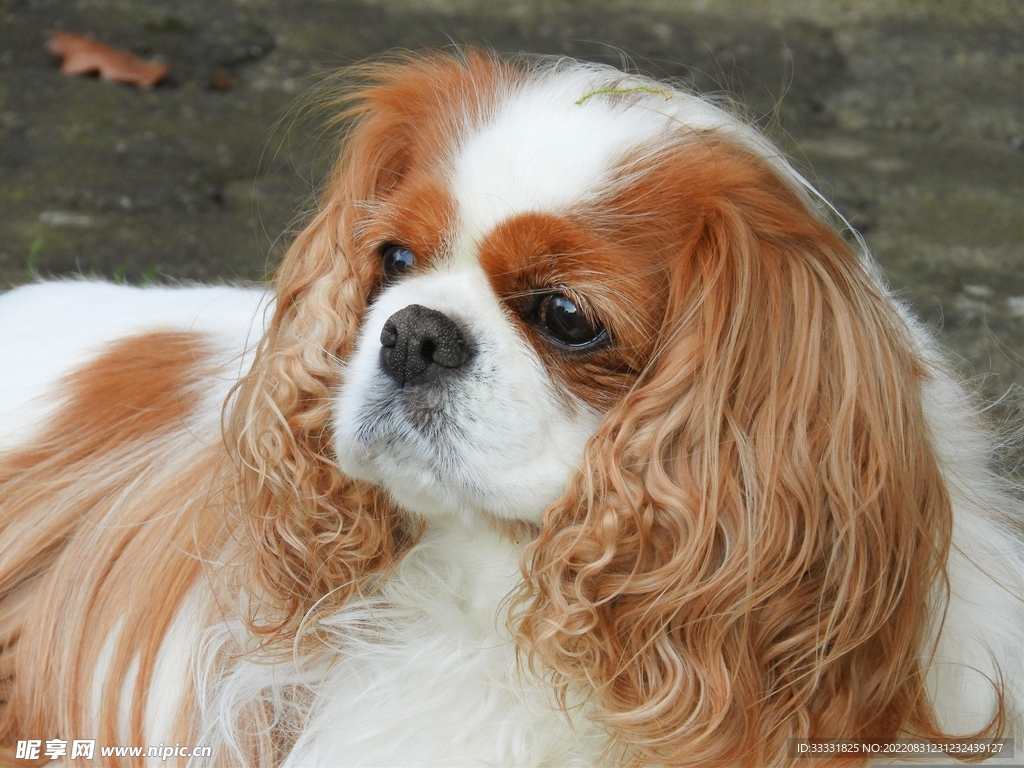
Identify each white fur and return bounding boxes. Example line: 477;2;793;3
1;58;1020;767
920;364;1024;737
201;522;613;767
448;67;669;257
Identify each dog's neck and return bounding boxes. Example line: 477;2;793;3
272;517;571;766
395;516;528;617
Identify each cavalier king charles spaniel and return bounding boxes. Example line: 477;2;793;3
0;50;1020;766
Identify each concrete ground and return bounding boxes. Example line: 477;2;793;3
0;0;1021;463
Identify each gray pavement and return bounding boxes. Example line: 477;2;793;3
0;0;1021;465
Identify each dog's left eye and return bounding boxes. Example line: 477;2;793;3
529;293;607;350
381;244;416;281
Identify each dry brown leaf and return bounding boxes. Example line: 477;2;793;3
47;32;169;88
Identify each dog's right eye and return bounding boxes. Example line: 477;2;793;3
381;244;416;282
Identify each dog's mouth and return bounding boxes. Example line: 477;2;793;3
338;380;492;518
354;378;466;452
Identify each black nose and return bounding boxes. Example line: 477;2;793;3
379;304;471;387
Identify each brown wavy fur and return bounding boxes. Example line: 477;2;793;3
512;137;1004;764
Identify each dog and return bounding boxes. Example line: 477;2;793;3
0;50;1020;766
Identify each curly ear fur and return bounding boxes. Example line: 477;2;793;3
514;140;1004;765
225;86;412;639
226;50;509;640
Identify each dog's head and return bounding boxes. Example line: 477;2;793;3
230;51;971;764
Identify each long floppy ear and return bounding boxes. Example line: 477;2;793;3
226;50;506;639
515;140;1003;765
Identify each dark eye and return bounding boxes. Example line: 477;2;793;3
532;293;607;350
381;244;416;281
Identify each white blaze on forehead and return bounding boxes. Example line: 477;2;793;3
447;70;671;258
444;63;810;267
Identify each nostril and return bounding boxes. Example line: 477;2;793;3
380;319;398;348
420;338;436;362
430;332;467;368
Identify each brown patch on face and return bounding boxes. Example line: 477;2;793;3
479;212;670;410
336;51;518;293
360;174;457;285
